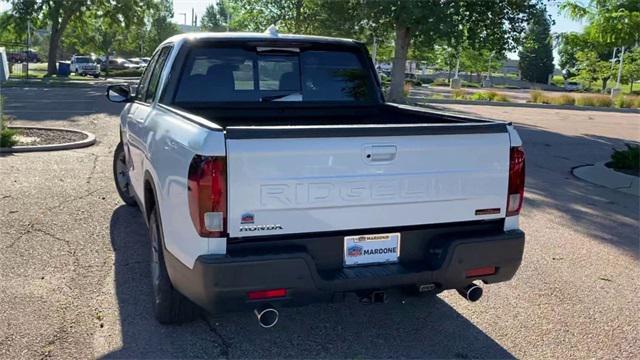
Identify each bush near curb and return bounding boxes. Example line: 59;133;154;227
609;144;640;176
529;91;638;109
0;126;19;148
466;90;510;102
452;89;467;99
102;69;144;77
432;78;449;86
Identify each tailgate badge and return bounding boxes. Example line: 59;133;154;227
240;212;255;224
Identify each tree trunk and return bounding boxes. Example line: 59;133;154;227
602;77;609;94
294;0;303;33
631;78;635;93
46;8;73;76
388;24;411;103
47;23;61;75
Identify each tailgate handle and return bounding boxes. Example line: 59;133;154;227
364;145;397;162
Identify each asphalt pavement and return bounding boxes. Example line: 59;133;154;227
0;86;638;359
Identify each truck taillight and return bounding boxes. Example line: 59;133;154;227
506;146;525;216
188;155;226;237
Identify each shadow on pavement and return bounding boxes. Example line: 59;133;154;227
3;86;124;122
424;104;639;256
514;125;640;257
104;205;514;359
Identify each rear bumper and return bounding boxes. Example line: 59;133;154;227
165;229;524;314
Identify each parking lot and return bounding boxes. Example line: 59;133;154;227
0;85;638;359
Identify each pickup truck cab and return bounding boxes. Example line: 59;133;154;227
70;55;100;77
107;31;525;327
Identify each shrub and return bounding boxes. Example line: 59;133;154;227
461;81;481;88
592;95;613;107
550;94;575;106
403;82;412;97
610;144;639;173
452;89;468;100
430;93;444;99
493;94;510;102
103;69;144;77
470;92;491;101
0;125;19;148
615;95;640;108
432;78;449;86
575;95;596;107
530;90;544;103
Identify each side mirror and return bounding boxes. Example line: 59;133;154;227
106;84;132;103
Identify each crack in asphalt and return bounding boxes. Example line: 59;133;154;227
85;153;100;184
202;316;231;359
2;222;35;249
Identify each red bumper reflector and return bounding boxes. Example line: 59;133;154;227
465;266;496;278
247;288;287;300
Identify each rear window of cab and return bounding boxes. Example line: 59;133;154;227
172;46;375;104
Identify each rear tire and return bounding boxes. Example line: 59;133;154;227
112;142;137;207
149;208;199;324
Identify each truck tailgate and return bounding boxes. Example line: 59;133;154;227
225;124;510;238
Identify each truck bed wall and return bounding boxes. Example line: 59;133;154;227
176;103;495;129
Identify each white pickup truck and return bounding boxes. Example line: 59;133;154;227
107;32;525;328
70;55;100;77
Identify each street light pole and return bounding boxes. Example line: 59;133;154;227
612;46;625;97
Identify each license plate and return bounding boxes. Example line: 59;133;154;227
344;233;400;266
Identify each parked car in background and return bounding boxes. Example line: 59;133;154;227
106;58;140;71
70;55;100;78
564;81;582;92
107;31;526;328
127;58;147;69
141;57;151;64
7;50;39;63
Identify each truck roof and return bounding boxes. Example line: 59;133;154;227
161;31;362;48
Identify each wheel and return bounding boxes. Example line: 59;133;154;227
112;142;137;206
149;208;199;324
93;74;99;79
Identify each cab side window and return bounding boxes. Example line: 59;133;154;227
144;47;173;103
136;53;159;102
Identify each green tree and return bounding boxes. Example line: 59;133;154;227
223;0;538;102
561;0;640;48
558;31;585;79
621;47;640;93
518;7;555;84
227;0;317;33
575;49;613;90
201;3;223;31
9;0;150;75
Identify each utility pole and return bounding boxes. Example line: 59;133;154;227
612;46;625;97
26;20;31;79
227;13;230;32
371;36;377;67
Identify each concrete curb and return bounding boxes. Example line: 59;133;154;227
572;161;639;196
0;126;96;153
410;98;640;114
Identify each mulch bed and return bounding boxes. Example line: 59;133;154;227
14;127;88;146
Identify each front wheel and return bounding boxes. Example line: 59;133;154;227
112;142;137;206
149;209;199;324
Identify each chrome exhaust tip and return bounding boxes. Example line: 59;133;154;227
457;283;483;302
254;305;279;328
